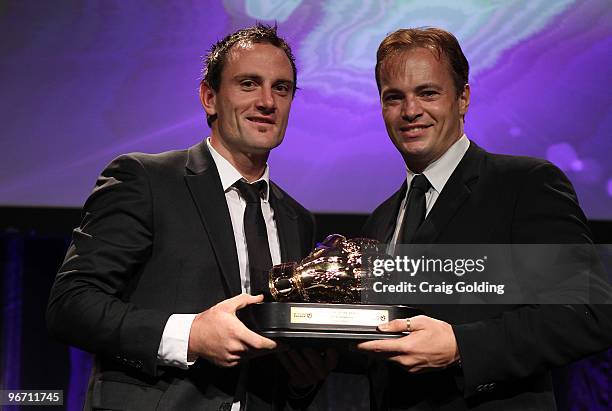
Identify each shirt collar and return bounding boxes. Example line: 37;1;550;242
406;134;470;194
206;138;270;202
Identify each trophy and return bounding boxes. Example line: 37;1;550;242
239;234;420;342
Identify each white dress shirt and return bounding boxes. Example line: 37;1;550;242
389;134;470;251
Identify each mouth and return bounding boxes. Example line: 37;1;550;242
399;124;432;137
247;116;276;125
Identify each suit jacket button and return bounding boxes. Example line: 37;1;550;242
476;385;484;392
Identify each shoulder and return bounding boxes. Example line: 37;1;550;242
479;149;589;242
95;148;192;193
463;142;572;191
109;148;189;175
86;148;191;208
483;150;556;174
481;150;577;197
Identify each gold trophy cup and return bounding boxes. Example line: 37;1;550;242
240;234;419;341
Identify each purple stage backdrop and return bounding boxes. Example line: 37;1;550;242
0;1;611;218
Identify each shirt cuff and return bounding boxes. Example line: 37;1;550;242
157;313;198;369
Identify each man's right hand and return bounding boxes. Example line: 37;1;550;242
187;293;277;367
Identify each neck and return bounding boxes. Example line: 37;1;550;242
405;161;426;174
210;136;268;182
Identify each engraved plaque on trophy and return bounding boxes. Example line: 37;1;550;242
239;234;420;341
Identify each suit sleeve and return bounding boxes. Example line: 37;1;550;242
453;162;612;397
47;154;172;377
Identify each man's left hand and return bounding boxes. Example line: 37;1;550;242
356;315;459;373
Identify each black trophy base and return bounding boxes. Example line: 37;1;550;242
239;302;421;343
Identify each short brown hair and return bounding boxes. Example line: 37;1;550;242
201;24;296;126
375;27;469;96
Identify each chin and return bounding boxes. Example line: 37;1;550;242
398;140;429;156
247;137;282;153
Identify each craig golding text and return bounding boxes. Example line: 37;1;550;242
372;281;505;295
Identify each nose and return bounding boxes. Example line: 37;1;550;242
401;96;422;122
256;87;276;114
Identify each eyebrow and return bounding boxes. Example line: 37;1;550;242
381;83;443;95
415;83;443;91
381;87;404;97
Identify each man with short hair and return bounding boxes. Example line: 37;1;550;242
47;24;333;410
357;28;612;410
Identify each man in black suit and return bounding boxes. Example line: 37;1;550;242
47;24;334;410
357;28;612;410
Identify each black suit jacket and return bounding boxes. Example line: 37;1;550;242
47;140;315;410
363;142;612;410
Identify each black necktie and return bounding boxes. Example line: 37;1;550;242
400;174;431;244
233;180;272;295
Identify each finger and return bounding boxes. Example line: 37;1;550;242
356;339;380;352
221;293;264;312
236;325;278;351
377;318;409;333
406;315;428;331
213;350;242;367
247;294;265;305
387;354;424;373
378;315;430;333
246;334;278;352
356;337;407;354
220;358;241;368
224;352;243;363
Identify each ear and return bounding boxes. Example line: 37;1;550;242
199;82;217;117
458;83;470;116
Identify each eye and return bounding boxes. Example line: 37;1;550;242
240;79;257;89
421;90;439;98
274;83;291;95
383;94;402;104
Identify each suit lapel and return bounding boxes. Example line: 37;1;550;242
269;183;301;263
184;141;241;296
413;142;484;243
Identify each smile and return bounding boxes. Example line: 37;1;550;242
399;124;432;136
247;116;275;125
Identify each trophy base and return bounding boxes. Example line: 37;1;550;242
239;302;421;342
